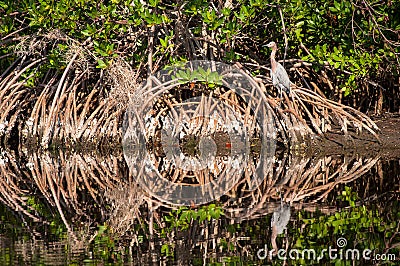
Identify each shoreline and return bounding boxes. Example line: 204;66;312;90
308;114;400;160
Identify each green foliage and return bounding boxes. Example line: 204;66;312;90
172;67;223;88
47;43;68;69
159;204;224;259
337;185;359;207
282;0;399;95
1;0;399;100
1;0;163;68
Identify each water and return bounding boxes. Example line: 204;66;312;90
0;147;399;265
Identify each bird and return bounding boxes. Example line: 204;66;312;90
265;41;291;97
270;197;291;253
271;200;291;235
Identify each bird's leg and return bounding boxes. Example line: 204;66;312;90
276;86;284;108
278;84;287;102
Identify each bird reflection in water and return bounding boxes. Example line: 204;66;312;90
271;194;291;254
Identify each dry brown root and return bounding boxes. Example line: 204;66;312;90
256;79;380;146
291;85;380;142
0;30;380;150
0;32;139;148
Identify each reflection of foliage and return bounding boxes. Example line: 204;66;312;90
26;195;69;238
337;185;359;207
159;204;224;259
163;204;224;232
293;187;400;264
0;175;399;264
90;224;124;264
1;146;398;263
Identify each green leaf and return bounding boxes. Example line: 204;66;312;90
96;59;107;69
160;38;167;47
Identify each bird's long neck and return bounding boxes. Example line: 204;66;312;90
270;48;277;72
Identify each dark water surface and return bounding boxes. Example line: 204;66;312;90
0;148;399;265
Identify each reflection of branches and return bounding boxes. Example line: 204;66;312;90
104;184;145;236
0;150;41;222
0;145;397;262
0;148;127;242
224;154;380;221
0;149;380;217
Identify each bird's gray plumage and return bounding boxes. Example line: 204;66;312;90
271;202;291;235
266;41;291;96
272;62;290;94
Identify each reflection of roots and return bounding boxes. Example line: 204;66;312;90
137;89;261;187
0;148;395;241
223;154;381;221
105;185;144;236
148;130;255;185
180;134;200;156
0;148;125;241
122;62;275;202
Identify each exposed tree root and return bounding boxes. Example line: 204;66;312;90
0;32;380;150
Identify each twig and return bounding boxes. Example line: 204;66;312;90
147;25;156;75
277;5;288;66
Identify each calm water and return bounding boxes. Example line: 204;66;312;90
0;147;399;265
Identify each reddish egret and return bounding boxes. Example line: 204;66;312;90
266;41;291;97
271;201;290;235
271;199;291;253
